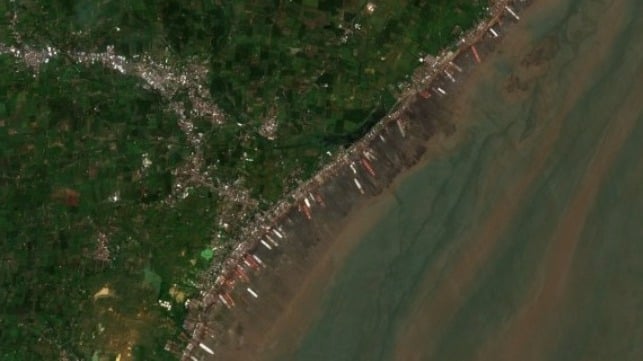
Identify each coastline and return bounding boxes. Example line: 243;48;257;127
174;1;535;360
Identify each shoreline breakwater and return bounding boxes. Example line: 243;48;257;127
173;1;534;360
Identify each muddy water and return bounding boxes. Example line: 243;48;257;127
271;0;643;360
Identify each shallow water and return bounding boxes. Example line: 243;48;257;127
282;0;643;360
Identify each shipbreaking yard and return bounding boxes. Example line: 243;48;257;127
167;1;532;360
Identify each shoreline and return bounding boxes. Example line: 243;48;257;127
172;1;534;359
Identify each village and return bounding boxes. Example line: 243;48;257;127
167;1;530;360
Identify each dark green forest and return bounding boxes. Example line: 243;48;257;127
0;0;487;359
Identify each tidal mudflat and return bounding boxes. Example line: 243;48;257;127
253;0;643;360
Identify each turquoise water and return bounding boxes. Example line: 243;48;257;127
288;0;643;360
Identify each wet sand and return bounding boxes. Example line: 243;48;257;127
283;0;642;359
202;79;458;361
394;0;643;360
187;0;643;359
197;3;528;359
190;58;454;360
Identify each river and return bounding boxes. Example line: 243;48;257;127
275;0;643;360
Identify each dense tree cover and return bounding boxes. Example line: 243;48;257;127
0;56;209;360
1;0;488;359
5;0;487;204
204;0;487;201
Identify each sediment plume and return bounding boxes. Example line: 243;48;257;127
175;1;534;360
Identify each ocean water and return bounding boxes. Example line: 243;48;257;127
283;0;643;360
0;1;489;358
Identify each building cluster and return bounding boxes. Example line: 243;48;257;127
1;0;528;359
172;1;529;359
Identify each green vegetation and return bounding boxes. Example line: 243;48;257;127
205;0;487;202
0;57;203;360
0;0;488;359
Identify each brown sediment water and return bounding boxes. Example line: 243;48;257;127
393;0;642;360
189;0;643;359
206;88;466;360
212;192;396;361
282;0;642;359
